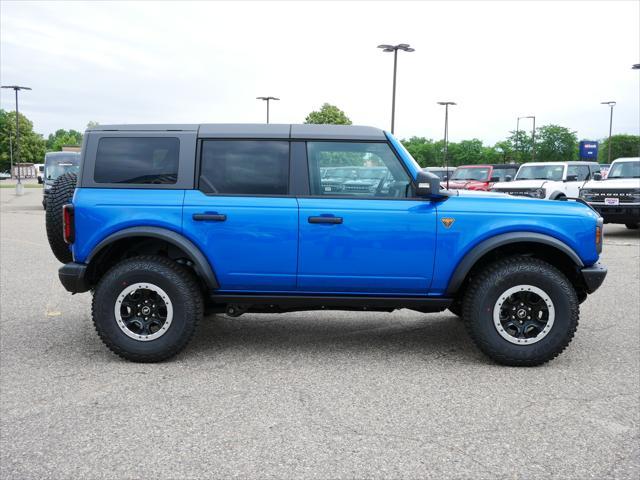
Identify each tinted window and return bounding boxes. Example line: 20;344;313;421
567;165;590;181
94;137;179;184
491;168;517;181
307;142;410;198
199;141;289;195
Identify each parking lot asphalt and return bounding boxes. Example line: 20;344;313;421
1;187;639;480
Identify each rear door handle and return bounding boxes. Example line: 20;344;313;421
308;216;343;224
193;213;227;222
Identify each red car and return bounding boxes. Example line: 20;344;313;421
447;164;519;191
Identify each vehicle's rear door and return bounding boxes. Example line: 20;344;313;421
566;164;591;197
297;141;437;295
182;139;298;292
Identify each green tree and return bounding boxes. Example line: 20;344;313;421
304;103;352;125
533;124;578;162
506;130;533;163
401;137;437;167
598;134;640;163
86;120;99;129
46;129;83;151
0;109;47;171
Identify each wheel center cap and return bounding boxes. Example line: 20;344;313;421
517;308;527;319
141;306;151;316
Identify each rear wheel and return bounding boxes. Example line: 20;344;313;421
45;172;77;263
462;257;579;366
92;255;203;362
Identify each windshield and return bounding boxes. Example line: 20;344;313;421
516;165;565;181
607;161;640;179
451;167;490;181
45;163;80;181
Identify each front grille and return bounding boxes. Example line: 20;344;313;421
494;189;535;197
583;189;639;204
344;185;372;192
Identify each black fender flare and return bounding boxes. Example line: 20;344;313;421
549;191;567;200
445;232;583;295
86;226;219;289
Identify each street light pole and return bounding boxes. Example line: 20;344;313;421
601;101;616;164
517;115;535;162
1;85;32;195
256;96;279;124
377;43;414;134
438;101;456;190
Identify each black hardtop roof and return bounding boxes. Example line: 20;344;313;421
88;123;387;141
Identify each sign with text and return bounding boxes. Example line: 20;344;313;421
579;141;599;160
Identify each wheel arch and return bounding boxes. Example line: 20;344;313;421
446;232;585;297
549;191;567;200
85;226;219;290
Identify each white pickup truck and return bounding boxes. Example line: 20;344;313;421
491;161;601;200
580;157;640;229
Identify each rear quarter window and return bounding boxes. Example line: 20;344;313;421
94;137;180;184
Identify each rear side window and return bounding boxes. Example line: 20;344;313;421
199;140;289;195
94;137;179;184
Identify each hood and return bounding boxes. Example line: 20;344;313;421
492;179;547;190
447;179;488;189
582;178;640;189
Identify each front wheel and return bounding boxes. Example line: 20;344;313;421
92;255;203;362
462;257;579;366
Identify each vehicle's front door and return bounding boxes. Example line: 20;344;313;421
183;140;298;291
297;141;437;295
566;164;591;197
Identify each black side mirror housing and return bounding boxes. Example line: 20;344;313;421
490;176;500;183
505;175;513;182
414;170;443;197
593;172;602;181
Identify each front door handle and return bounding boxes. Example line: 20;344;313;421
193;213;227;222
308;216;343;224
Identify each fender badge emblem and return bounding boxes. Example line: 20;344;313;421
441;218;455;228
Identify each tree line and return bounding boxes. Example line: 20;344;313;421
0;104;638;172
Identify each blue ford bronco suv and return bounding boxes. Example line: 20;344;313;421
47;124;607;365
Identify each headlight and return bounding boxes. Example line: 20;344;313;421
531;188;546;199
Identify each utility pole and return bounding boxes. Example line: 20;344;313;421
601;101;616;164
1;85;32;195
256;96;279;124
377;43;414;134
438;102;456;190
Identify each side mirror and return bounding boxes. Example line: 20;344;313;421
490;176;500;183
565;174;578;182
505;175;513;182
414;170;442;197
593;172;602;181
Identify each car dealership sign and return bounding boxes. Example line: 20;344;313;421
579;141;599;160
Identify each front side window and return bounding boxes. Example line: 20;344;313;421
567;165;590;181
94;137;179;184
199;140;289;195
307;142;410;198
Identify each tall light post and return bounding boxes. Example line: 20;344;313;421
517;115;536;162
601;101;616;164
438;101;456;190
1;85;32;195
377;43;414;134
256;96;279;124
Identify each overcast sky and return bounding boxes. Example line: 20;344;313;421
1;1;638;144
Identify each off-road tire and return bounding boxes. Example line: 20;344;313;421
92;255;203;362
448;297;462;317
45;172;77;263
625;223;639;230
462;257;579;366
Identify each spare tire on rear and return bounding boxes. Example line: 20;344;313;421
46;172;77;263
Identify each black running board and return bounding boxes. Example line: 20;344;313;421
208;294;452;315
